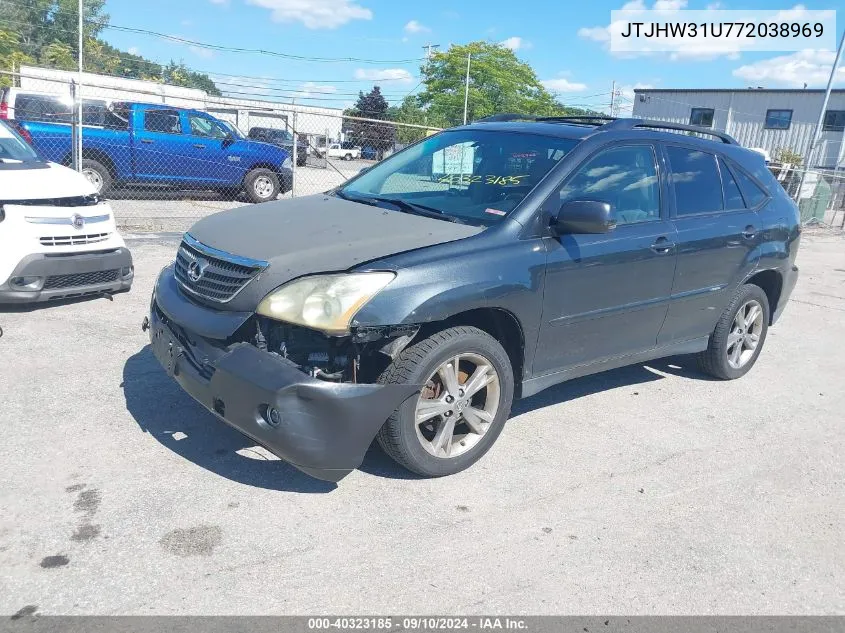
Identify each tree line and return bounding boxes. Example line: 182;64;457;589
0;0;221;94
344;41;602;148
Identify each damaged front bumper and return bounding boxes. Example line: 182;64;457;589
148;266;420;482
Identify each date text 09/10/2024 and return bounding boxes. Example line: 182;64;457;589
307;618;528;630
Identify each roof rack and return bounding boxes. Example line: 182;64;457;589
536;115;616;125
599;118;738;144
474;113;739;145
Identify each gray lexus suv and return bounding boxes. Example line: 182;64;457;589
145;115;801;482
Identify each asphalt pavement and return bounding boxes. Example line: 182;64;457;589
0;231;843;615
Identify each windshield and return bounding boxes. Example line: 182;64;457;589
0;121;40;162
338;129;579;226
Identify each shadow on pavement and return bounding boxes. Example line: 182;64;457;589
513;354;714;417
122;345;336;494
123;344;713;488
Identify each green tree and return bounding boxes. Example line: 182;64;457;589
0;0;221;95
417;41;563;126
343;86;395;154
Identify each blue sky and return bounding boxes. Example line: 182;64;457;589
101;0;844;112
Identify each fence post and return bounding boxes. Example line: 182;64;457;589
69;79;80;172
292;111;298;197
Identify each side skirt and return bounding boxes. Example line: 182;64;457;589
519;336;710;399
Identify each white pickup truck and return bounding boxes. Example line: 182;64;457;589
320;144;360;161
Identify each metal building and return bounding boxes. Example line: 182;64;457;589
632;88;845;169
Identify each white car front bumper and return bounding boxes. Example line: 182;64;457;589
0;201;133;303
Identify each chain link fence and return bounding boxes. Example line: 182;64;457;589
768;162;845;229
1;67;439;232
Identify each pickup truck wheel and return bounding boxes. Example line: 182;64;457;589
80;159;112;194
244;168;279;203
377;326;514;477
697;284;770;380
343;153;352;161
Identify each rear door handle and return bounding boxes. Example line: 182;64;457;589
650;236;675;254
193;143;206;149
742;225;757;239
140;139;154;144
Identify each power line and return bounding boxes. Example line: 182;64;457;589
101;24;426;65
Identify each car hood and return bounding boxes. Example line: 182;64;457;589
0;161;96;200
187;194;484;311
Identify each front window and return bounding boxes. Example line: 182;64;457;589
0;121;40;162
188;115;228;139
338;129;580;226
823;110;845;132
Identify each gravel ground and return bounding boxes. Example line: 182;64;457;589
0;232;842;615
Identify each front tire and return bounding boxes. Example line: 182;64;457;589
377;326;514;477
244;168;280;203
343;153;353;161
697;284;770;380
80;158;113;194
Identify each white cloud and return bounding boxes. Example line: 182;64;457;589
542;78;588;93
246;0;372;29
353;68;413;83
127;46;139;55
499;36;529;51
404;20;429;34
298;82;339;97
188;45;214;59
733;50;845;87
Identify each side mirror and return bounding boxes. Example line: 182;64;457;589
222;133;235;148
552;199;616;235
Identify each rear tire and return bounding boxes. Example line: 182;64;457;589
344;153;352;161
80;159;113;194
697;284;770;380
244;168;279;203
376;326;514;477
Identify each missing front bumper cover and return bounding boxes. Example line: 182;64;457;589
149;305;420;482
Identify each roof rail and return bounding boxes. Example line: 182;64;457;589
599;118;738;144
536;115;616;125
475;113;538;123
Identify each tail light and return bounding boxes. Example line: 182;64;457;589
0;100;7;119
9;121;33;144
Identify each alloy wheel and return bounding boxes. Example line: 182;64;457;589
726;299;764;369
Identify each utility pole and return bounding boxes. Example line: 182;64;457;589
463;52;471;125
73;0;83;172
422;43;440;62
610;80;615;117
797;27;845;201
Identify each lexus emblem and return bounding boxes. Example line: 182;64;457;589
187;258;207;283
71;213;84;230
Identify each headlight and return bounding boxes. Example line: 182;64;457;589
282;156;292;169
256;272;395;334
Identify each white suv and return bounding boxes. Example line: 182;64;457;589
0;120;133;303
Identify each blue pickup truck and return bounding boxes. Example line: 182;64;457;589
15;102;292;203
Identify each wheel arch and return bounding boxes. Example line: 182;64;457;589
61;148;117;178
745;268;783;325
414;307;526;398
242;162;281;183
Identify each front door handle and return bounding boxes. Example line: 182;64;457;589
140;139;154;144
193;143;206;149
650;236;675;254
742;225;757;240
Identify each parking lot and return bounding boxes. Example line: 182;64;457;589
0;231;843;615
111;159;369;233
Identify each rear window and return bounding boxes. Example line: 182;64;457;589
144;110;182;134
719;158;746;209
15;95;106;126
730;162;768;207
666;146;723;215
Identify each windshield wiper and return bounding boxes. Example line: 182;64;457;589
336;192;463;223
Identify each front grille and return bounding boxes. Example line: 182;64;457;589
43;269;120;289
40;233;111;247
174;236;266;303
